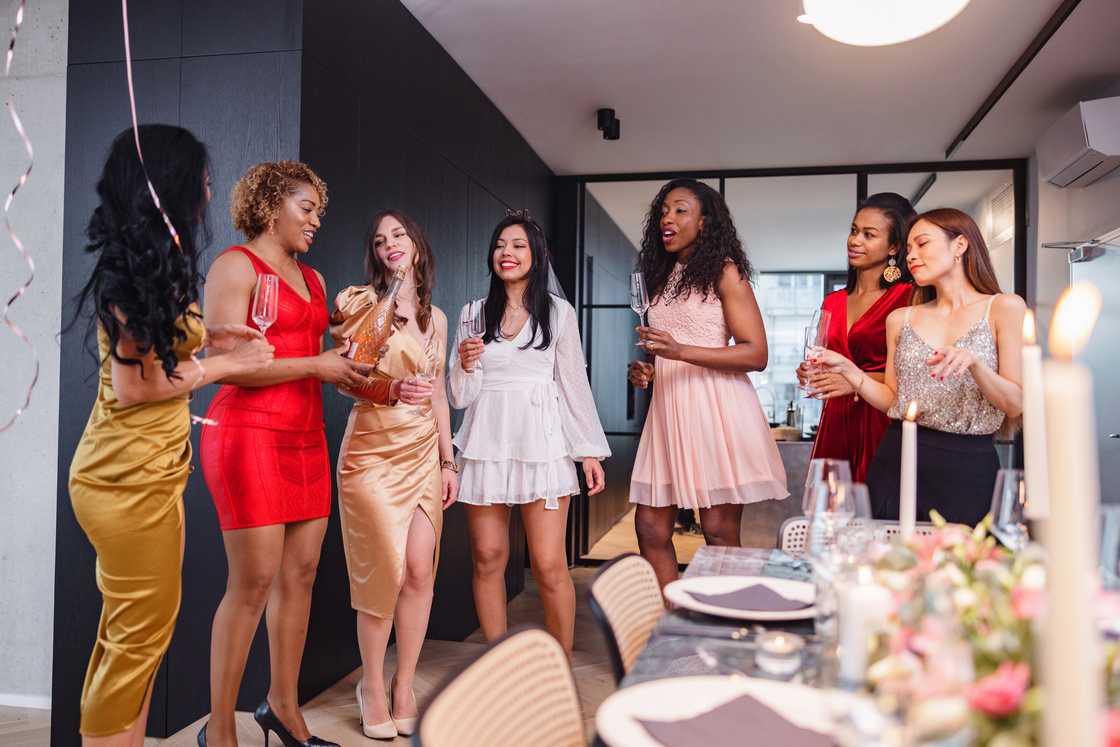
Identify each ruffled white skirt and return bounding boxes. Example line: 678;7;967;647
456;456;579;511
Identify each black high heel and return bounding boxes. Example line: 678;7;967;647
196;723;208;747
253;700;339;747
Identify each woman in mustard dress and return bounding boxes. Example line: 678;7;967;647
67;125;273;746
331;210;456;740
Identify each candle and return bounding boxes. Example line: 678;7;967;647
900;401;918;540
1042;283;1102;747
838;566;892;685
756;631;805;677
1021;310;1050;520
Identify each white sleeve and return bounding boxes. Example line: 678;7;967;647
448;302;483;410
553;303;611;461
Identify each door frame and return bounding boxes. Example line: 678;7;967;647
557;158;1029;563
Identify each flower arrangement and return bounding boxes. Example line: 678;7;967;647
864;513;1049;745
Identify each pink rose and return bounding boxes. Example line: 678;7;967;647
1012;587;1045;620
967;662;1030;718
1103;709;1120;747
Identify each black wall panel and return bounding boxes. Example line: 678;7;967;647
57;0;556;742
55;1;305;743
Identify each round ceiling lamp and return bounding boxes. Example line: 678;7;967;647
799;0;972;47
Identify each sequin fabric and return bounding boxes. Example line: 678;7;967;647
888;312;1004;435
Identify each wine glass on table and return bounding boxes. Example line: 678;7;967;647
989;468;1029;552
252;274;279;335
630;272;650;346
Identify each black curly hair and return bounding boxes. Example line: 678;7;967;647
70;124;211;380
638;178;752;302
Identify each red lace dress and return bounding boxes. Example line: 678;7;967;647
199;246;331;530
809;283;912;482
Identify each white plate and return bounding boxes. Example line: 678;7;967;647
663;575;816;621
596;675;846;747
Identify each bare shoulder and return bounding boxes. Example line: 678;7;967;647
718;261;749;289
992;292;1026;315
207;248;256;286
885;306;909;329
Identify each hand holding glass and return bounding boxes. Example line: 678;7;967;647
251;274;280;335
461;302;485;341
800;309;832;395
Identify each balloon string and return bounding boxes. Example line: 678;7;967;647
0;0;37;434
120;0;214;426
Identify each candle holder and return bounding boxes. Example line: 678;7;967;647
755;631;805;677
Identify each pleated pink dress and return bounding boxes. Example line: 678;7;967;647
630;265;789;509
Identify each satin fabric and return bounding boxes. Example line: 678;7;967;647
68;308;204;736
810;283;912;483
331;286;442;617
200;246;331;530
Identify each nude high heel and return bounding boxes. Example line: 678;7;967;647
355;681;397;740
390;684;418;737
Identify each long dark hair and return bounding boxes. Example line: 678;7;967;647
908;208;1002;305
845;192;916;293
638;178;752;302
365;210;434;333
482;213;553;351
70;125;211;380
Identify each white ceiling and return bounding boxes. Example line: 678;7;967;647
402;0;1120;175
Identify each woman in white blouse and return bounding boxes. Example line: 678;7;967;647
449;211;609;655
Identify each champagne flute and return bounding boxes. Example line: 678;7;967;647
630;271;650;330
251;274;280;335
800;309;832;395
461;301;485;341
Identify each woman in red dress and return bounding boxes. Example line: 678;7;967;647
799;193;915;482
198;162;372;747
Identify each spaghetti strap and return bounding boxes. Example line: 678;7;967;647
904;306;913;324
983;295;996;321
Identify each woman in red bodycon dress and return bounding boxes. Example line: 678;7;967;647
198;162;370;747
798;193;915;482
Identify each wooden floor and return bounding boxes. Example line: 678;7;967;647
583;507;705;564
0;568;617;747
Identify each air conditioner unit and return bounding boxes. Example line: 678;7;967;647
1037;97;1120;188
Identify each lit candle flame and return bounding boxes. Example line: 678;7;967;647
1023;309;1037;346
905;401;918;421
1049;283;1101;360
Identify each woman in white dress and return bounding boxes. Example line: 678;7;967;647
449;211;609;655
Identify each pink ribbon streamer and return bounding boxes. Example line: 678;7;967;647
0;0;37;433
120;0;215;426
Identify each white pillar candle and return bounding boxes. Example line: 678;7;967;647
1021;310;1050;520
900;401;918;539
1042;284;1102;747
838;566;892;685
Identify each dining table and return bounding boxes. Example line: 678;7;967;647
592;545;840;747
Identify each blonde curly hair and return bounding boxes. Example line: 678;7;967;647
230;160;328;239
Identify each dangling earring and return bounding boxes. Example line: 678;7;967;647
953;254;961;263
882;255;901;283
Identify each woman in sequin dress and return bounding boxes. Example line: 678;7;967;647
628;179;788;589
813;208;1025;526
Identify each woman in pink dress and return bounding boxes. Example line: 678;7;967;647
628;179;788;588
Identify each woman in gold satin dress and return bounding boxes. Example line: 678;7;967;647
331;210;457;740
67;125;274;747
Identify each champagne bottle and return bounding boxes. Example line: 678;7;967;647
351;267;406;373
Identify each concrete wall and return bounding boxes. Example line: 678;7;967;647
0;0;67;708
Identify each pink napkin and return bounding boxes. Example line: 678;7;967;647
638;693;834;747
687;583;812;612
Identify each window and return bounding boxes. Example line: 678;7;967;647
750;272;827;431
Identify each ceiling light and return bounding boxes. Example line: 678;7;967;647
799;0;972;47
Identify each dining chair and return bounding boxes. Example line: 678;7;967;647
588;552;664;684
413;625;585;747
777;516;940;557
